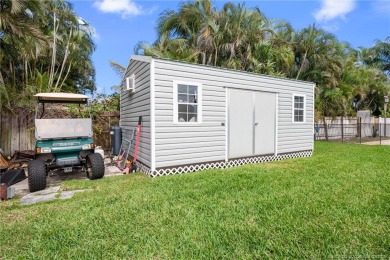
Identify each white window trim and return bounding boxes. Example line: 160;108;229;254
292;94;306;123
173;81;202;125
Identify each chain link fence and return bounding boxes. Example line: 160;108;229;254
315;118;390;145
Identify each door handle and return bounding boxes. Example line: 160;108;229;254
255;123;259;126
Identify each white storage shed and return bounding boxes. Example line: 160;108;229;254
120;55;314;177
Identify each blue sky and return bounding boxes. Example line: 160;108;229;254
70;0;390;94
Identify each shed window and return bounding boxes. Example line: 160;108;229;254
173;82;202;124
293;95;305;122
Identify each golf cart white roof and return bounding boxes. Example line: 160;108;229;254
34;93;89;103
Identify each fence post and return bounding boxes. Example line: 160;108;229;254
385;102;387;137
379;120;382;145
359;117;362;144
341;116;344;142
356;118;359;139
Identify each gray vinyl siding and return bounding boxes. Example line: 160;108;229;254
120;60;151;167
153;59;313;168
154;60;226;168
278;93;314;153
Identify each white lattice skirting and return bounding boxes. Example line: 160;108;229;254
137;150;313;177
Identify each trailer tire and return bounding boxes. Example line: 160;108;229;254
28;160;47;192
86;153;105;180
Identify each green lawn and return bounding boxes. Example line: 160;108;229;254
1;142;389;259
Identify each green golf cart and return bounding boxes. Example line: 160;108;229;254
28;93;104;192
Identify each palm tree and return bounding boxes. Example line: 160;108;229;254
291;24;342;82
149;1;293;75
0;0;48;109
212;2;284;73
136;0;389;123
155;0;218;64
0;0;96;111
346;41;390;115
109;61;126;78
360;37;390;76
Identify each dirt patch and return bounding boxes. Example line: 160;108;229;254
11;158;121;198
361;140;390;145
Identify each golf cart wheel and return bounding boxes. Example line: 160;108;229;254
86;153;105;180
28;160;47;192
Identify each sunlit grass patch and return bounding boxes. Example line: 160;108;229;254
0;142;389;258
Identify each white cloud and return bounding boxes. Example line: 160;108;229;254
371;0;390;14
93;0;142;18
314;0;356;22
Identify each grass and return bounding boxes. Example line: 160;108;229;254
0;142;389;259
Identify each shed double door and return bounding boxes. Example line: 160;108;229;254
228;89;276;159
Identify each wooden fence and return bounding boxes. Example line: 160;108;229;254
0;110;35;156
92;112;120;153
0;110;119;156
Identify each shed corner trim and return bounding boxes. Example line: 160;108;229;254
150;59;156;172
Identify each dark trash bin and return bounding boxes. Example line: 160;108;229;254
110;126;122;156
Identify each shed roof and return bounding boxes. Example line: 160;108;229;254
34;93;89;103
129;55;315;87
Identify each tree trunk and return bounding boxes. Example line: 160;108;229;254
341;116;344;142
296;50;307;80
25;60;28;85
0;71;4;86
48;12;58;89
54;28;72;91
58;63;72;91
214;47;218;66
322;116;329;141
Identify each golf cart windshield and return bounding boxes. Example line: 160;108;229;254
34;93;92;140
